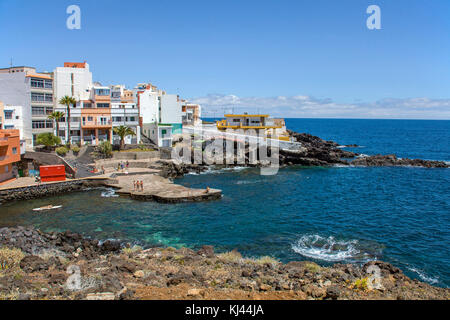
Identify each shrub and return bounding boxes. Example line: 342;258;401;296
98;141;112;158
0;247;25;272
217;250;243;264
353;278;369;291
71;146;80;154
36;133;61;147
254;256;280;266
56;146;69;157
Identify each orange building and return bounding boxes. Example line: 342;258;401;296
0;129;21;185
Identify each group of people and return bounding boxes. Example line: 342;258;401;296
134;180;144;192
117;161;129;172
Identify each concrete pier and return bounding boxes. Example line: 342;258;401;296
106;172;222;203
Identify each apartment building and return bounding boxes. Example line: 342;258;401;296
54;62;93;144
182;103;202;126
0;129;21;184
1;104;29;155
0;66;53;148
137;83;182;147
110;85;140;145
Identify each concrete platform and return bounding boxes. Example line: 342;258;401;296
106;173;222;203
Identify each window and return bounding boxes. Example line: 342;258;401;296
32;120;53;129
4;110;13;119
83;103;93;108
32;107;45;116
4;125;14;129
31;78;44;88
46;107;53;114
31;93;52;102
32;120;46;129
12;147;17;155
95;89;110;96
44;80;53;89
97;103;110;108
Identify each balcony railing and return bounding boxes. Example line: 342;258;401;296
82;120;112;127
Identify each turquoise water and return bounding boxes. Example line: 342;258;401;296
0;119;449;287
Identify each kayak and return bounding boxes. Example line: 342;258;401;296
33;205;62;212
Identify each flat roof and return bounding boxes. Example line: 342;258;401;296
26;74;52;80
224;114;269;118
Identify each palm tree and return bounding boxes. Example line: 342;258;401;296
48;111;65;137
58;96;77;145
113;125;136;150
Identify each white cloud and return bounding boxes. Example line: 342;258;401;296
189;94;450;119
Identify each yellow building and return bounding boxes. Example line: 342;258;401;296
216;114;290;141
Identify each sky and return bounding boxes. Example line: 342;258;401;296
0;0;449;119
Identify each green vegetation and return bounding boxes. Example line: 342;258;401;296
304;262;322;273
121;245;143;255
47;111;65;134
58;96;77;145
0;247;25;272
36;132;61;148
71;145;80;155
113;125;136;150
55;146;69;157
353;278;369;291
98;141;113;158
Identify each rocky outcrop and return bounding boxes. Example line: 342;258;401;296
0;227;448;300
351;154;448;168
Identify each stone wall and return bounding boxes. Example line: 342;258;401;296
0;178;110;203
112;151;160;160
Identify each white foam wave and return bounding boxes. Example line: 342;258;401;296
407;267;439;285
101;188;119;198
291;234;371;262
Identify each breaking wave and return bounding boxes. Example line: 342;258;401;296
407;267;440;285
101;188;119;198
291;234;381;262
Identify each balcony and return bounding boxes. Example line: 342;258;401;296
0;155;10;161
81;120;112;128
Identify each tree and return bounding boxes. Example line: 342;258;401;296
36;132;61;148
113;125;136;150
58;96;77;145
48;111;65;136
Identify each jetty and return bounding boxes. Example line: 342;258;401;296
104;168;221;203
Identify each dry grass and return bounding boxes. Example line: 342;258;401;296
0;247;25;273
254;256;280;267
217;251;243;264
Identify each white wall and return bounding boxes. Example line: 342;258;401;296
139;90;160;124
54;64;93;104
160;94;181;124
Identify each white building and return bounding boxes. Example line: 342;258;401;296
0;66;54;148
1;104;31;154
110;85;140;145
54;62;93;143
147;123;173;148
137;83;182;147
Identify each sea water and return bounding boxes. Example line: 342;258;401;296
0;119;448;287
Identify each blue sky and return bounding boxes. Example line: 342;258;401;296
0;0;449;119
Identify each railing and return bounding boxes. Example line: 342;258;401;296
82;120;112;127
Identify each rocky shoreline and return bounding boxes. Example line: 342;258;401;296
0;227;448;300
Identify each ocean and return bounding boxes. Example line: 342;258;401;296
1;119;449;287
